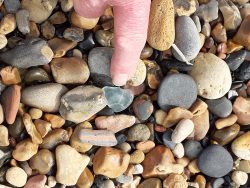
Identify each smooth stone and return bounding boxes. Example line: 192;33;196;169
225;50;247;71
133;99;154;121
29;108;43;120
1;85;21;124
127;124;151;142
172;143;185;158
0;104;3;124
98;179;115;188
197;145;233;177
24;68;50;83
6;167;27;187
206;97;232;118
93;147;130;178
161;59;193;72
63;27;84;42
235;61;250;81
51;57;90;84
29;149;55;175
95;115;135;133
34;119;51;138
59;85;107;123
211;23;227;43
55;144;90;186
140;45;153;59
12;139;38;161
189;53;232;99
219;0;242;31
0;38;53;69
174;0;198;16
71;10;99;30
240;3;250;19
162;130;176;150
21;0;58;23
41;21;55;39
212;123;240;146
157;73;197;111
103;86;134;112
238;160;250;173
49;11;67;24
60;0;73;12
40;129;69;150
78;32;95;51
201;22;211;37
22;83;68;112
4;0;20;13
233;96;250;125
184;140;203;159
8;116;24;138
79;129;117;146
16;9;30;34
138;178;162;188
130;150;145;164
76;167;94;188
147;0;175;51
232;170;248;185
116;174;133;184
0;14;16;35
0;66;21;86
144;60;163;89
127;59;147;87
88;47;114;85
196;0;219;22
116;142;131;153
190;98;208;117
24;175;46;188
231;131;250;160
0;34;7;50
212;178;225;188
43;114;64;129
171;119;194;143
192;15;201;32
95;30;114;47
0;125;9;146
172;16;200;62
163;174;188;188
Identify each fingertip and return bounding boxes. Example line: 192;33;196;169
112;73;128;86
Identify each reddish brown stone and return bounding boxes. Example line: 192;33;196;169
24;175;47;188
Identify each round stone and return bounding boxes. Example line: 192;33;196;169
157;73;197;111
127;124;150;142
206;97;232;118
171;119;194;143
197;145;233;177
232;170;248;185
162;129;176;150
6;167;27;187
189;53;232;99
231;131;250;160
184;140;203;160
172;16;200;61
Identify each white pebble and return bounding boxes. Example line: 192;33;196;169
133;164;144;174
6;167;27;187
171;119;194;143
232;170;248;185
172;143;185;158
48;176;57;187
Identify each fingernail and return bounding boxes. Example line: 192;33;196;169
112;74;128;86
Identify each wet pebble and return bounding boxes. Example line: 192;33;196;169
235;61;250;81
206;97;232;118
24;68;50;83
8;116;24;138
225;50;247;71
78;32;95;51
184;140;203;160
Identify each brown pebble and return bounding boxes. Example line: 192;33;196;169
29;108;43;120
163;173;188;188
0;66;21;85
41;21;55;39
136;140;156;153
195;175;206;188
215;114;238;129
138;178;162;188
211;23;227;43
24;175;46;188
76;167;94;188
190;98;208;116
34;119;51;138
27;21;40;38
44;113;65;129
233;96;250;125
226;39;244;54
49;11;67;24
130;150;145;164
217;42;227;54
155;124;167;132
0;14;16;35
71;11;99;29
0;125;9;146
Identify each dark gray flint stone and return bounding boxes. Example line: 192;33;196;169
234;61;250;81
162;129;176;150
225;50;246;71
184;140;203;159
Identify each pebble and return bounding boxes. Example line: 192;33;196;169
29;108;43;119
24;68;50;83
16;9;30;35
93;147;130;178
0;125;9;146
190;98;208;117
157;73;197;111
138;178;162;188
235;61;250;81
142;145;183;179
79;129;117;146
133;99;153;121
0;66;21;85
206;97;232;118
44;114;64;129
174;0;197;16
240;3;250;19
195;175;206;188
71;10;99;29
162;130;176;150
127;124;151;142
163;173;188;188
116;142;131;153
76;167;94;188
197;145;233;177
127;59;147;87
29;149;55;175
24;175;47;188
189;53;232;99
133;164;144;174
21;83;68;112
184;140;203;160
231;131;250;160
103;86;134;112
238;160;250;173
63;27;84;42
130;150;145;164
147;0;175;51
51;57;89;84
78;32;95;51
41;21;55;39
98;179;115;188
225;50;246;71
95;30;114;47
60;85;107;123
0;104;3;124
95;115;135;133
60;0;73;12
4;0;20;13
233;15;250;50
172;143;185;158
172;16;200;61
155;109;167;125
0;14;16;35
233;96;250;125
0;34;7;50
55;144;90;186
40;129;69;150
34;119;51;138
188;159;200;174
8;116;24;138
1;85;21;124
144;60;163;89
140;45;153;59
212;123;240;145
162;107;193;128
171;119;194;143
48;176;56;187
21;0;58;23
232;170;248;185
116;174;133;184
6;167;27;187
12;139;38;161
28;21;40;38
196;0;218;22
0;38;53;69
211;23;227;43
49;11;67;24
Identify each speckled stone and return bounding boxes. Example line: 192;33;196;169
127;124;151;142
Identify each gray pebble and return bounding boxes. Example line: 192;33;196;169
197;145;233;178
192;15;201;32
212;178;225;188
24;68;50;83
157;73;197;111
127;124;150;142
225;50;247;71
63;27;84;42
172;16;200;62
4;0;20;13
16;9;30;35
163;130;176;150
184;140;203;160
196;0;219;22
206;97;232;118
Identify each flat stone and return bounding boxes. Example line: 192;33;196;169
24;175;46;188
4;0;20;13
93;147;130;178
21;83;68;112
197;145;233;177
231;131;250;160
103;86;134;112
172;16;200;61
76;167;94;188
0;14;16;35
59;85;107;123
184;140;203;159
79;129;117;146
1;85;21;124
55;144;90;186
157;73;197;111
138;178;162;188
233;96;250;125
43;114;65;129
24;68;50;83
29;149;55;175
127;124;151;142
225;50;246;71
133;98;154;121
0;125;9;146
206;97;232;118
16;9;30;35
196;0;219;22
51;57;89;84
234;61;250;81
189;53;232;99
13;139;38;161
6;167;27;187
95;115;135;133
171;119;194;143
